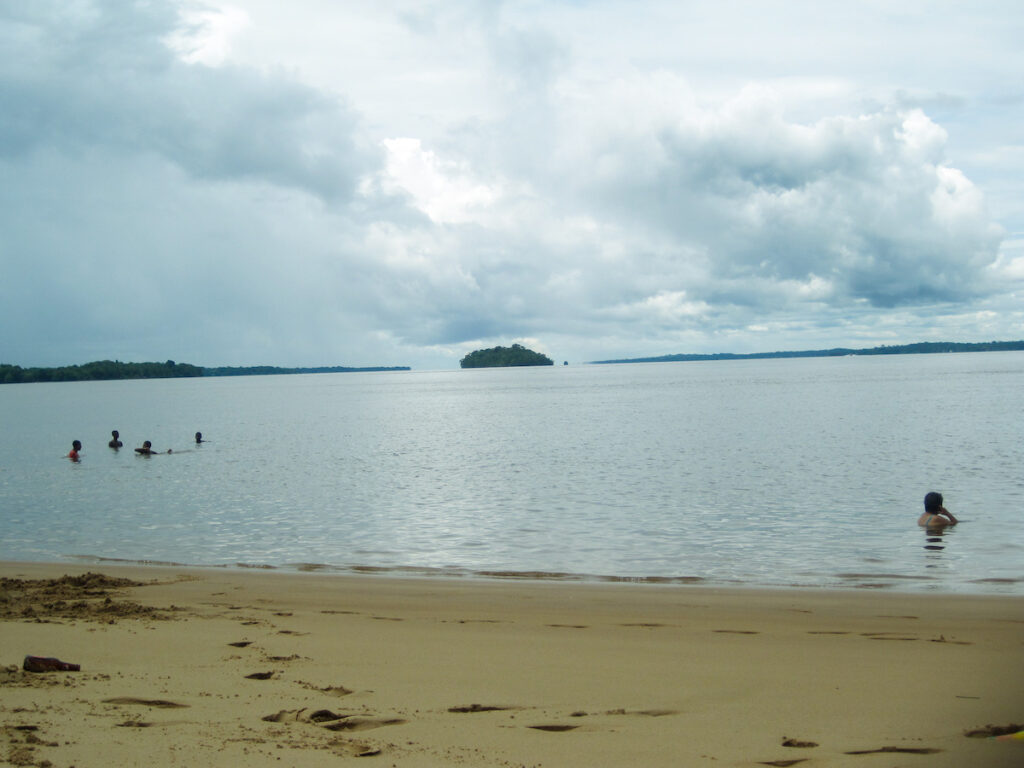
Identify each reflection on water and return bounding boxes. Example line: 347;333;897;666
923;528;951;552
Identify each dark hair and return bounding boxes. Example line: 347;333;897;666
923;491;943;513
72;440;82;450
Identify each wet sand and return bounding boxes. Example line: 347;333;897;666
1;562;1022;767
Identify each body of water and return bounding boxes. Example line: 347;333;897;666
1;353;1022;593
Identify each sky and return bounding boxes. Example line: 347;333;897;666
2;1;1023;370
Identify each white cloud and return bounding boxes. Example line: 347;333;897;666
165;3;250;66
614;291;711;325
380;137;498;224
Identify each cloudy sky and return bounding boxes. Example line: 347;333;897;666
2;1;1023;369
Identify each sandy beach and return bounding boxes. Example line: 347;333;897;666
1;562;1021;767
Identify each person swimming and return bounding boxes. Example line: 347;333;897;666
918;491;958;528
195;431;204;444
135;440;158;456
109;430;123;448
68;440;82;461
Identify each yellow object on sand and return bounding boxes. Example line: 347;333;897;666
995;730;1024;741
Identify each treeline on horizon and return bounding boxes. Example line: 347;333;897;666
202;364;410;376
0;360;409;384
592;340;1024;365
0;359;203;384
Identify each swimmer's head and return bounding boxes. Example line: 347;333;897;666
924;491;943;513
111;430;119;438
72;440;82;451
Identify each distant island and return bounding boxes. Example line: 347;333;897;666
461;344;554;368
0;360;410;384
591;340;1024;365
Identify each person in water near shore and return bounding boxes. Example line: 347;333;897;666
135;440;158;456
68;440;82;461
918;491;958;528
108;430;123;448
195;431;204;444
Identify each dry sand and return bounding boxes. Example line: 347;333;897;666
1;561;1022;767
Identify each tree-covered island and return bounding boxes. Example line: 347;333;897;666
460;344;554;368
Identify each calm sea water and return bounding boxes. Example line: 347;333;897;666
1;353;1022;593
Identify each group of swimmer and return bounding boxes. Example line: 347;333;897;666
68;431;205;461
66;436;962;532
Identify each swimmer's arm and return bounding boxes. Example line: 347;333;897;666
939;507;958;524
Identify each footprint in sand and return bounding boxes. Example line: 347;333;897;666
844;746;941;754
448;704;513;713
103;697;189;709
228;641;253;648
263;708;344;723
298;682;353;697
321;716;406;732
713;629;760;634
262;709;309;723
245;671;275;680
781;737;818;748
327;737;381;757
964;723;1024;738
263;709;404;732
115;720;186;728
758;760;807;767
930;635;973;645
452;619;504;624
604;709;678;717
528;724;578;732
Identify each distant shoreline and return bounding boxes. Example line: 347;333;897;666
201;364;411;376
4;340;1024;383
0;360;410;384
590;340;1024;365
